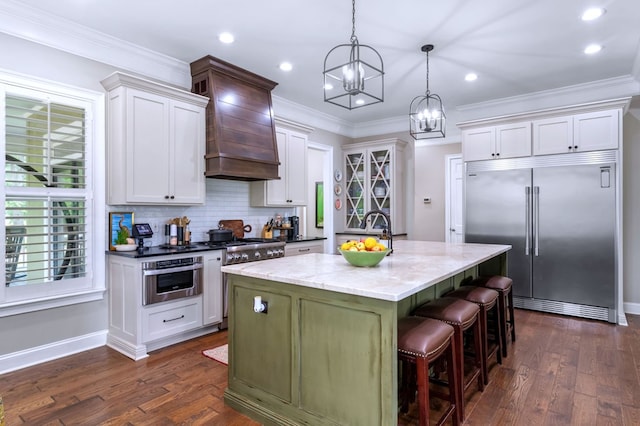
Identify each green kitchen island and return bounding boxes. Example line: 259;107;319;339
220;240;511;426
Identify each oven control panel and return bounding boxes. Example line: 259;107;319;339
142;256;202;270
224;242;285;265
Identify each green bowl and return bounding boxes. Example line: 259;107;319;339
339;248;389;267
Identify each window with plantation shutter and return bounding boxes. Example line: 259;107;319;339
1;73;105;314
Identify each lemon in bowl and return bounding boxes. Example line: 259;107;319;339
338;247;389;267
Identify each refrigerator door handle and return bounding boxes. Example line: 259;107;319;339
534;186;540;256
525;186;531;255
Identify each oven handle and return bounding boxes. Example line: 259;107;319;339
142;262;203;276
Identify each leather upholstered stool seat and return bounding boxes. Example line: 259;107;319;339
446;286;502;386
413;297;483;424
397;316;460;426
471;275;515;358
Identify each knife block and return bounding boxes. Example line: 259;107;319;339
261;226;273;239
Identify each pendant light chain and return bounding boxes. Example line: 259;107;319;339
425;48;430;96
350;0;357;43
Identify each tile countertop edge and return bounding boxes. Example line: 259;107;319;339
222;240;512;301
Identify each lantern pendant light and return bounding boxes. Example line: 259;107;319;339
409;44;446;139
323;0;384;110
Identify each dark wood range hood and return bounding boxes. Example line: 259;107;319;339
190;55;280;181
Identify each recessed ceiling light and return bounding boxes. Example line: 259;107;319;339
581;7;606;21
218;32;235;44
279;62;293;72
355;99;365;105
584;44;603;54
465;73;478;82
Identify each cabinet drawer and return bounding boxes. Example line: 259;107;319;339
142;297;203;342
285;241;324;256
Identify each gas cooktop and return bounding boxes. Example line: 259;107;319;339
195;238;281;249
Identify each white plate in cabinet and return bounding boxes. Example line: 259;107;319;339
142;297;203;343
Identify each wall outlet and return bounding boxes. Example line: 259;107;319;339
423;197;431;204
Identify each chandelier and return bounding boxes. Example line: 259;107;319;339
323;0;384;110
409;44;446;139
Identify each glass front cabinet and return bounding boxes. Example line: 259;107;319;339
342;139;407;234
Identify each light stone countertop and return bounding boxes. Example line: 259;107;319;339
221;240;511;301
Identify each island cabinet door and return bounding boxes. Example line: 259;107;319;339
298;298;394;426
230;284;293;403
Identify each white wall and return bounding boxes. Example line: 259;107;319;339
623;107;640;313
305;148;325;238
412;142;462;241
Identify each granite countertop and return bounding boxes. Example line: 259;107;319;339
105;237;327;258
221;240;511;301
105;244;223;258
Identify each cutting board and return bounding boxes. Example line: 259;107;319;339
219;220;252;239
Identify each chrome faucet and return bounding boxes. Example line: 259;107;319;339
360;209;392;254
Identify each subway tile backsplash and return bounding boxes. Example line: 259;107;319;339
108;179;295;247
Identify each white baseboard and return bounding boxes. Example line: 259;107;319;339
623;302;640;316
106;335;149;361
0;330;107;374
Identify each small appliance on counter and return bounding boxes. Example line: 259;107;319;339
131;223;153;252
289;216;299;241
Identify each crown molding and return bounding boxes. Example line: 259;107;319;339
0;0;191;88
272;95;356;137
455;75;640;122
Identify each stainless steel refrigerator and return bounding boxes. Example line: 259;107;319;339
464;151;617;322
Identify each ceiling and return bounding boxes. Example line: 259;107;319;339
8;0;640;128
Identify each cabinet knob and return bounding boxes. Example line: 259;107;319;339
491;153;495;157
164;195;170;199
170;195;175;199
496;153;500;157
568;146;572;150
574;145;578;150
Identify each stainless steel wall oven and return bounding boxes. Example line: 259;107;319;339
142;256;203;305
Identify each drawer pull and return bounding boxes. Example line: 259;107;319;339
163;314;185;323
299;248;311;252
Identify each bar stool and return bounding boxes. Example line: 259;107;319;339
413;297;483;424
397;316;460;426
470;275;516;358
447;286;502;386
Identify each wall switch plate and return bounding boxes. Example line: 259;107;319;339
423;197;431;204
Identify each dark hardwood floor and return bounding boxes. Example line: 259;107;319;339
2;309;639;425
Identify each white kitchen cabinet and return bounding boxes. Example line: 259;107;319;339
462;122;531;161
107;253;217;361
533;109;618;155
101;72;208;205
142;297;203;343
342;139;407;234
250;122;311;207
202;251;223;325
285;240;325;256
